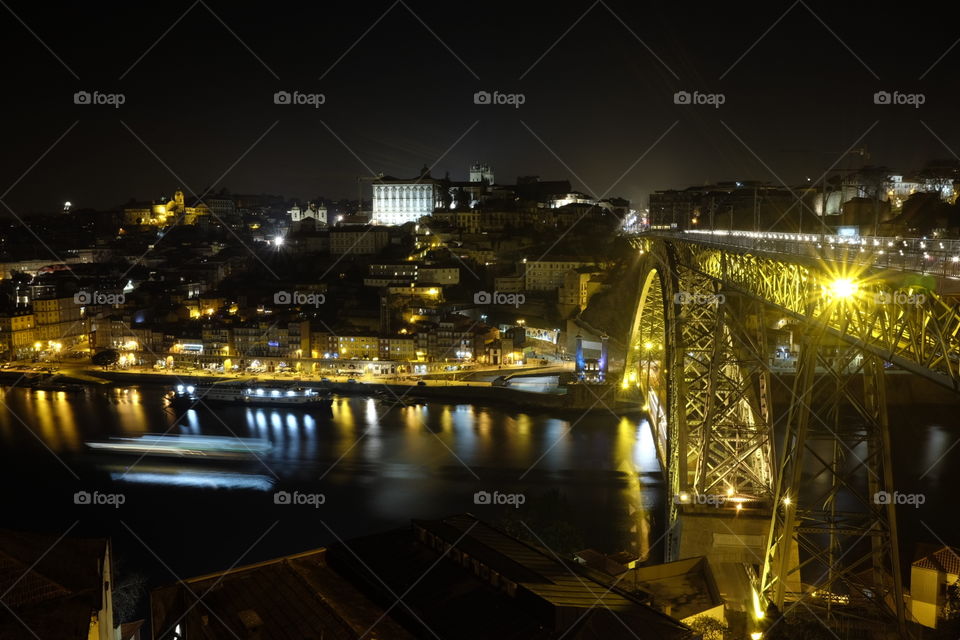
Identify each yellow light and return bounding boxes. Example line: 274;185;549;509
643;341;653;350
736;503;743;511
783;495;792;506
752;589;765;619
826;278;857;299
726;487;735;497
751;633;763;640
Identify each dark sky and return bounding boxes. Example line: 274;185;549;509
1;0;959;215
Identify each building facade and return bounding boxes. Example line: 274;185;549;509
371;181;442;226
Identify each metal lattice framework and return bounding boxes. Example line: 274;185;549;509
680;239;960;390
620;232;960;635
622;240;774;561
761;333;905;632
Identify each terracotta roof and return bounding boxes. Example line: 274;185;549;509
913;545;960;575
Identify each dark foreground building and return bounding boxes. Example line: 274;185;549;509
0;529;120;640
151;514;692;639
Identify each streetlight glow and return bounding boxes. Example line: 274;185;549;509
826;278;857;299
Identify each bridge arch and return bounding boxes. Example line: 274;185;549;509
622;264;669;465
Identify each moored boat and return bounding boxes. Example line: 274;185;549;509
169;380;332;408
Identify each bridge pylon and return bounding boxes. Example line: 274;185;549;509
759;315;907;634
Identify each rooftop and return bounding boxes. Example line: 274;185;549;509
327;514;693;639
0;529;109;640
150;548;415;640
913;545;960;575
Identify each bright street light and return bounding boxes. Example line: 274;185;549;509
826;278;857;299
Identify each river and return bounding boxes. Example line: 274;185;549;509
0;383;955;623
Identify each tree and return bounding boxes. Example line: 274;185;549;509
687;615;732;640
944;576;960;619
91;349;119;368
112;569;148;623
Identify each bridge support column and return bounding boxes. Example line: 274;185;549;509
760;332;907;634
666;267;774;561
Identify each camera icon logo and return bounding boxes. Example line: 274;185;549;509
473;90;491;105
873;91;891;105
74;490;91;504
74;291;92;305
473;490;492;505
274;291;292;304
873;491;891;504
273;491;291;504
474;291;492;304
74;91;91;105
274;90;292;105
673;90;692;105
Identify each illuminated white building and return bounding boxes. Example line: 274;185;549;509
371;176;443;226
371;164;498;224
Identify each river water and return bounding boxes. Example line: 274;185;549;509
0;385;662;584
0;383;955;618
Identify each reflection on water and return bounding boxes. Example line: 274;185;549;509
0;384;956;569
108;466;276;491
0;385;665;472
0;384;662;556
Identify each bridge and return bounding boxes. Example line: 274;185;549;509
620;229;960;637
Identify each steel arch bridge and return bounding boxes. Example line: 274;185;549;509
621;230;960;636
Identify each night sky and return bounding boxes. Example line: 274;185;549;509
2;0;959;214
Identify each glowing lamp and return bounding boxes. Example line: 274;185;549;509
826;278;857;299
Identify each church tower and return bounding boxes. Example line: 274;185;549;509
469;162;494;185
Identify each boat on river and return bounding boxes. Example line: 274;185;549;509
169;380;332;408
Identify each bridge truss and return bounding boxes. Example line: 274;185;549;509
621;233;960;635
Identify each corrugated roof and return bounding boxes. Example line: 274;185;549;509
424;515;692;635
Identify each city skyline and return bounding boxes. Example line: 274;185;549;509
2;1;960;215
